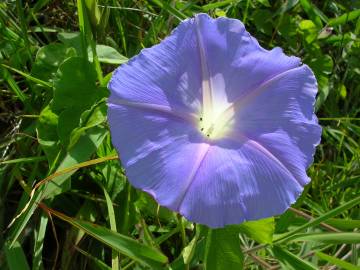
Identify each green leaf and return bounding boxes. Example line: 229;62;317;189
202;0;235;11
309;54;333;75
88;45;128;64
1;67;28;105
204;227;244;270
4;241;31;270
61;201;98;269
57;107;83;147
37;105;60;165
32;214;48;270
151;0;187;21
278;15;298;38
182;225;201;265
8;128;108;246
68;100;107;149
252;10;273;35
339;84;347;99
31;43;76;82
2;63;52;88
239;217;274;244
299;0;323;28
256;0;271;7
84;0;101;29
316;251;360;270
52;56;106;112
326;218;360;230
272;246;317;270
43;126;108;198
299;19;318;43
274;196;360;244
102;185;119;270
75;247;112;270
328;10;360;27
58;32;83;56
48;207;168;269
288;232;360;244
307;54;333;110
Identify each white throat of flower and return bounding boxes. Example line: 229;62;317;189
199;99;235;140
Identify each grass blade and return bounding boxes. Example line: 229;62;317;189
4;241;31;270
316;251;360;270
102;186;119;270
275;196;360;244
288;232;360;244
41;204;168;269
272;246;317;270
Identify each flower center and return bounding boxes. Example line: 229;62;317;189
199;107;235;140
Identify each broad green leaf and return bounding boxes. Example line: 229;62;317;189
52;57;106;112
315;75;329;111
299;19;318;43
88;45;128;64
328;10;360;27
31;43;76;82
58;32;83;56
309;54;333;75
204;227;244;270
37;105;60;165
272;246;317;270
316;251;360;270
57;107;83;147
307;54;333;110
339;84;347;99
48;207;168;269
68;100;107;149
239;217;274;244
252;10;273;35
278;15;297;38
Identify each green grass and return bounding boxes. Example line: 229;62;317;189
0;0;359;269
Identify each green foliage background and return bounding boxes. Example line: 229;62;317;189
0;0;359;269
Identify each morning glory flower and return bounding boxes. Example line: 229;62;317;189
107;14;321;228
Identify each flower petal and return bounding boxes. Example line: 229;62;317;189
108;103;208;210
108;18;203;116
179;138;304;228
231;65;321;186
194;14;301;114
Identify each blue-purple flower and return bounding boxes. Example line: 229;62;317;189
107;14;321;228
